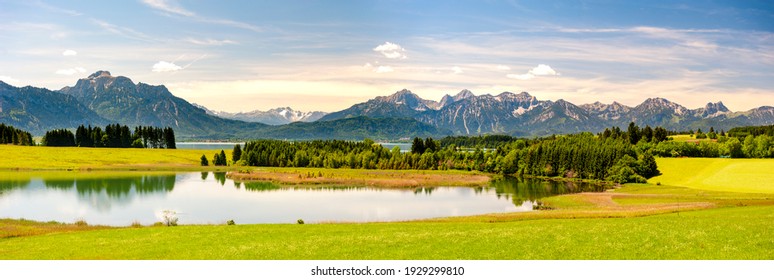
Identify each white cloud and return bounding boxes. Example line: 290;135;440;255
375;66;394;73
55;67;86;75
451;66;463;74
496;65;511;71
62;49;77;56
152;61;183;72
0;75;20;85
507;64;559;80
186;38;237;46
530;64;558;76
506;73;534;80
373;42;407;59
141;0;195;17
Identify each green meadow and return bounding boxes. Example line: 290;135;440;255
649;157;774;194
2;145;774;259
0;144;233;170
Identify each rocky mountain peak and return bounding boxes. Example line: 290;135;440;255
695;101;731;118
455;89;474;100
705;101;729;112
87;70;112;79
638;97;688;115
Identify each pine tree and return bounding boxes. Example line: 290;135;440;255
200;154;209;166
411;137;425;154
627;122;641;144
219;150;227;166
232;144;242;162
164;127;176;149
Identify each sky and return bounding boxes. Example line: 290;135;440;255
1;0;773;113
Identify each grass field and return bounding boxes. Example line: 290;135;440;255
649;157;774;193
2;204;773;259
0;144;232;170
3;144;774;259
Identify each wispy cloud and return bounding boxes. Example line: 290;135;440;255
496;65;511;71
141;0;264;32
373;42;407;59
451;66;463;74
30;1;82;16
375;65;394;73
141;0;194;17
55;67;86;75
62;49;77;56
185;38;238;46
152;61;183;72
91;19;157;42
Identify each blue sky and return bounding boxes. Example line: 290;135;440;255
1;0;772;112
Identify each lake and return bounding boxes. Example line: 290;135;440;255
178;142;413;153
0;171;604;226
176;142;241;150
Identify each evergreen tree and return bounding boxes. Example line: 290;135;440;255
627;122;641;144
411;137;425;154
200;154;209;166
232;144;242;162
642;125;653;143
164;127;176;149
424;137;437;153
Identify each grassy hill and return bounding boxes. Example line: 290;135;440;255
648;157;774;194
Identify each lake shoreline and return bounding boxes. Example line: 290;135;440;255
227;168;492;188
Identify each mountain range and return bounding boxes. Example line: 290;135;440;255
193;104;327;125
1;71;772;140
0;71;441;139
321;89;774;135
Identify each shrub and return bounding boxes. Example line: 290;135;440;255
74;218;88;227
226;220;236;225
161;210;178;226
297;219;305;225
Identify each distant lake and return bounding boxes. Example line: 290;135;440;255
0;172;604;226
378;142;412;152
176;142;240;150
178;142;412;152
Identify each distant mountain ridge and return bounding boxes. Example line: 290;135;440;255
321;89;774;135
0;71;442;140
1;72;773;139
193;104;327;125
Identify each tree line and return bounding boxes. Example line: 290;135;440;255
43;124;176;148
226;134;658;184
728;125;774;138
646;134;774;158
0;123;34;146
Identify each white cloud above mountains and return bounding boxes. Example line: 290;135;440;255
373;42;407;59
507;64;559;80
152;61;183;72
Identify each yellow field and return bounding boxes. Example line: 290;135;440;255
0;144;232;170
648;157;774;194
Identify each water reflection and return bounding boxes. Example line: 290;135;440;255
0;178;31;195
488;177;607;205
38;175;177;211
0;171;607;225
